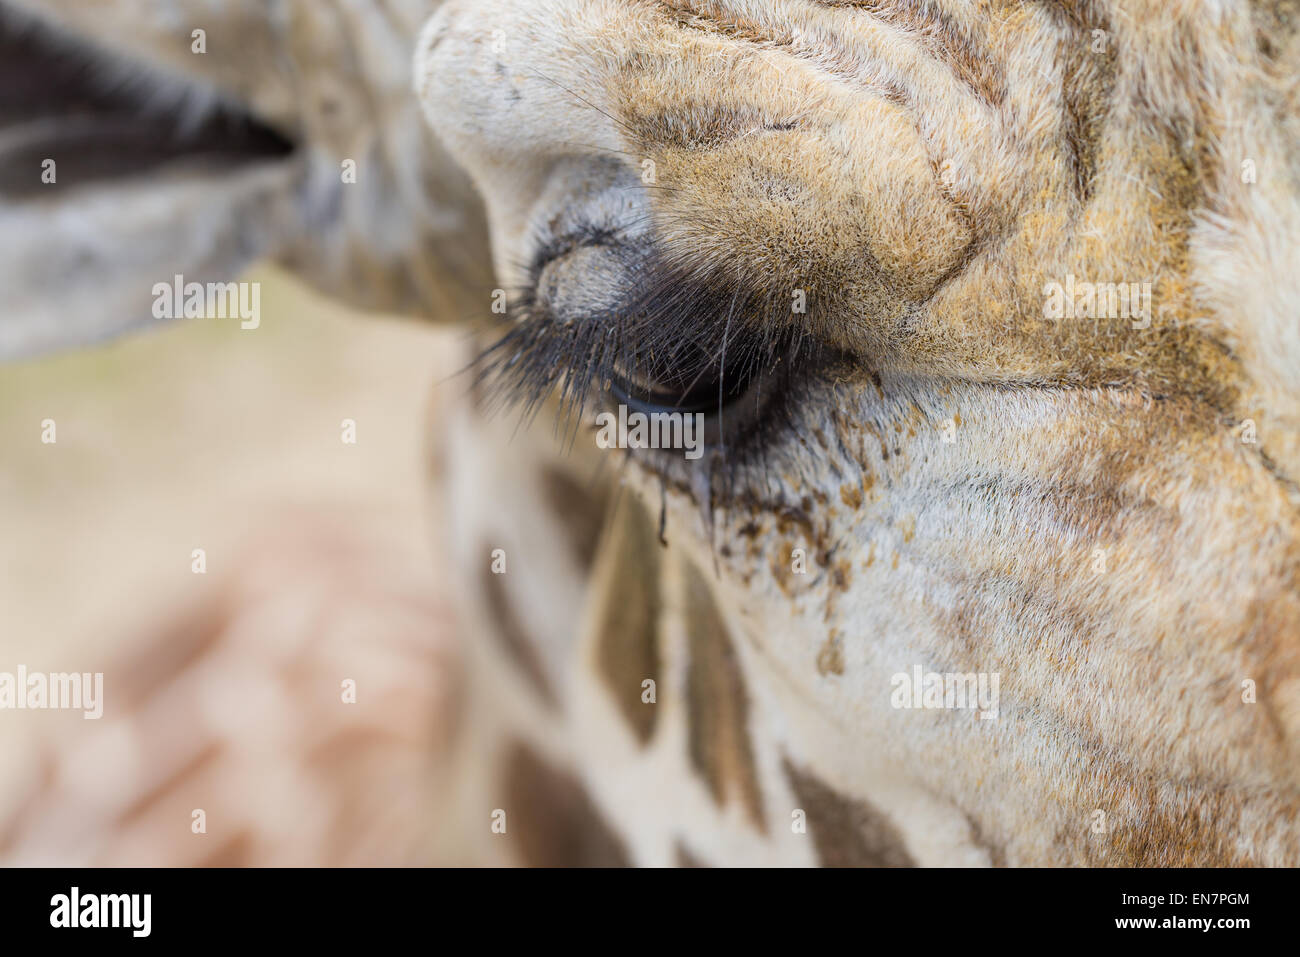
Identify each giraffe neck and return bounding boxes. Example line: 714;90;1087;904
436;349;989;866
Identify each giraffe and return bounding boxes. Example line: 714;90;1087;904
417;0;1300;867
3;0;1300;866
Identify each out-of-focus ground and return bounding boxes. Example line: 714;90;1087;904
0;265;470;865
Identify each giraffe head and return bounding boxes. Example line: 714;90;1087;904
416;0;1300;863
0;0;490;358
5;0;1299;866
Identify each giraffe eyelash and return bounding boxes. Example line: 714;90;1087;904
469;235;813;451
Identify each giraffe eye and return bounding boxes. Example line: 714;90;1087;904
606;322;767;417
475;225;812;464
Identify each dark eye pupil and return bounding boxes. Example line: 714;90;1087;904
609;330;760;415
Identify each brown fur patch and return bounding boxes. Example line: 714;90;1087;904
1059;756;1270;867
1250;0;1300;60
540;464;610;571
816;0;1007;106
1054;3;1116;202
503;741;631;867
684;569;767;832
816;630;845;676
675;840;710;866
590;498;662;744
480;563;557;709
963;812;1007;868
650;0;910;104
783;757;915;866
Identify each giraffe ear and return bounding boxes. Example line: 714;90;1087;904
0;6;306;360
0;0;492;362
0;160;311;361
